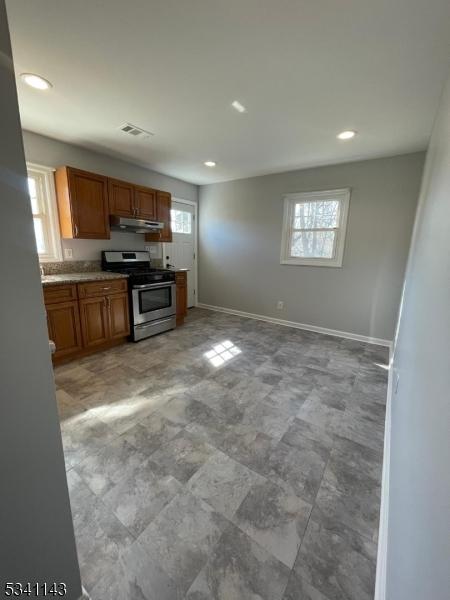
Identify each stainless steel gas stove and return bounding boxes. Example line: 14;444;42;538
102;250;176;341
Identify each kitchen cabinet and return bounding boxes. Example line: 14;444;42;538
175;271;187;326
79;283;130;348
46;300;83;361
54;165;173;240
108;178;135;218
43;278;129;363
78;278;128;298
109;293;130;339
55;167;110;239
145;191;172;242
79;296;110;348
134;185;157;220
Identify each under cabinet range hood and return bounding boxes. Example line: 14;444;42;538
110;215;164;234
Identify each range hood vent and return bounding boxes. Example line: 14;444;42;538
110;215;164;234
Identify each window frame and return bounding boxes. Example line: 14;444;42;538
280;188;350;267
170;207;192;235
26;163;62;262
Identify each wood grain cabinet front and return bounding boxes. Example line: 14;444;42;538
46;300;83;360
175;271;188;326
108;178;135;218
79;286;130;348
79;296;110;348
108;292;130;339
55;167;110;239
77;278;128;298
145;190;172;243
134;185;157;220
43;279;130;363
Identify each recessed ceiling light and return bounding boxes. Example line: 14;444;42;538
20;73;52;90
231;100;246;113
337;130;357;140
204;161;216;167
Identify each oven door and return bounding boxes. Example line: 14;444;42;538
132;282;176;325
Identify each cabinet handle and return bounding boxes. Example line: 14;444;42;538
74;224;79;237
103;287;111;291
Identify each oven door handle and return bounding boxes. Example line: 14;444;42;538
133;282;175;290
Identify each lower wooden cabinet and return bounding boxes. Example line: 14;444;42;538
108;293;130;339
176;271;188;326
44;279;130;363
79;296;110;348
80;293;130;348
46;300;83;360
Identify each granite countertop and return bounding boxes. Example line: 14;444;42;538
41;271;128;287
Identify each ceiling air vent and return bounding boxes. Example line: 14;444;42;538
119;123;154;139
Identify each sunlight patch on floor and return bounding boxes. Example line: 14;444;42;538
204;340;241;367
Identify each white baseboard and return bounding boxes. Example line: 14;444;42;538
197;302;392;347
374;346;394;600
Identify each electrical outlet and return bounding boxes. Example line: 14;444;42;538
64;248;73;259
277;301;284;310
145;244;162;258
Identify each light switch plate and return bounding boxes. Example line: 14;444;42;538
64;248;73;259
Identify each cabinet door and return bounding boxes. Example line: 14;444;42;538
134;185;157;220
108;293;130;339
145;191;172;242
176;272;187;325
79;296;110;348
68;168;110;238
108;178;135;217
46;301;82;360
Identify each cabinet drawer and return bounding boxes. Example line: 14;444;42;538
44;284;77;305
77;278;128;298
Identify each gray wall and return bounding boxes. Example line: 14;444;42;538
385;75;450;599
0;2;82;597
199;153;424;342
23;130;198;261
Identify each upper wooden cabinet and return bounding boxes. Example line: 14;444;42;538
134;185;157;220
55;167;110;239
145;191;173;242
54;166;172;240
108;178;135;218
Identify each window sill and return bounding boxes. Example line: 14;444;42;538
280;259;343;268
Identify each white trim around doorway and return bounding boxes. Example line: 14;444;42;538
163;197;198;307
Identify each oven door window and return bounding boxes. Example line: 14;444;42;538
139;286;172;314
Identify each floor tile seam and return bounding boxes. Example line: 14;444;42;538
73;483;138;547
73;437;164;501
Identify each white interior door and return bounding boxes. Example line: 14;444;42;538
165;200;196;307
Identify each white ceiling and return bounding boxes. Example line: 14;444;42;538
6;0;450;185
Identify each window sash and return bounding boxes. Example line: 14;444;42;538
26;164;62;262
280;189;350;267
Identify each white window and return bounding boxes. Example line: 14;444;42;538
26;163;62;262
280;188;350;267
171;208;192;234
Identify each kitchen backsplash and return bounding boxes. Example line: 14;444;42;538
40;260;101;275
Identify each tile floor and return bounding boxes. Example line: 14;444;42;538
54;308;389;600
